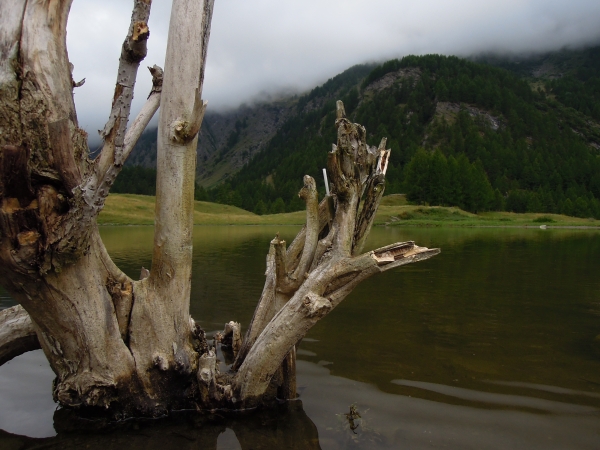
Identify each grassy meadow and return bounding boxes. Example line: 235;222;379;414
99;193;600;228
100;194;304;225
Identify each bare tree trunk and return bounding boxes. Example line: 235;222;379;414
0;0;214;414
127;0;213;406
0;0;439;419
0;0;138;409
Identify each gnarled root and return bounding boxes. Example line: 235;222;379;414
0;305;40;366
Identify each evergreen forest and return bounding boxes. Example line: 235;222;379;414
123;47;600;218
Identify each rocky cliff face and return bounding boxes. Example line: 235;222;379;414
126;64;376;189
196;99;298;186
126;97;298;186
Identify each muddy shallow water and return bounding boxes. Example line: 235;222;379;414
1;226;599;449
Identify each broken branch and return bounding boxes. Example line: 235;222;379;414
82;0;153;214
231;101;440;404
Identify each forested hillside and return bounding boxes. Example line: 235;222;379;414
204;49;600;218
119;47;600;218
201;64;375;212
127;97;299;187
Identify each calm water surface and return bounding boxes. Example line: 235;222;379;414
1;226;599;449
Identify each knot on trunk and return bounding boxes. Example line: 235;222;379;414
170;92;207;144
197;349;217;404
302;292;332;318
153;353;169;371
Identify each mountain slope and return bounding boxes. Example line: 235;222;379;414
122;47;600;219
126;97;299;187
210;51;600;218
475;46;600;120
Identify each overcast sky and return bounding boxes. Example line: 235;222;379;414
67;0;600;143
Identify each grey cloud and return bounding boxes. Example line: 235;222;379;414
66;0;600;144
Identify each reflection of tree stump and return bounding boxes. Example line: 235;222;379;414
1;401;321;450
231;401;322;450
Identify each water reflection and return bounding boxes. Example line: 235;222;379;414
308;227;600;400
1;226;600;449
298;361;600;449
1;356;599;449
0;350;55;437
1;400;321;449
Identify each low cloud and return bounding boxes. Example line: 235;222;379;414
67;0;600;143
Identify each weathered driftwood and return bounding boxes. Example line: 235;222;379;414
0;0;439;418
0;305;40;365
230;101;439;403
0;0;215;414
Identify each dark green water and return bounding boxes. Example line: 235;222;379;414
1;226;599;449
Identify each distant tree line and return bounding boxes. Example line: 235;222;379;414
112;166;157;196
404;149;502;213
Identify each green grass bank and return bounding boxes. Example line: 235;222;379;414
99;193;600;228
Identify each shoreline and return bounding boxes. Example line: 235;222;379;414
97;223;600;230
98;194;600;229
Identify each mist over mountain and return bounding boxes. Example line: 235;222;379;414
69;0;600;142
124;65;375;187
116;45;600;220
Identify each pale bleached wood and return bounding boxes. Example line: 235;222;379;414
83;0;153;215
233;176;321;372
122;91;161;162
0;0;440;415
234;241;438;401
0;0;160;413
0;305;40;365
231;101;440;402
121;65;163;162
233;240;278;370
281;176;319;293
129;0;215;391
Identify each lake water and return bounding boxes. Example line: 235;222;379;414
1;226;599;449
